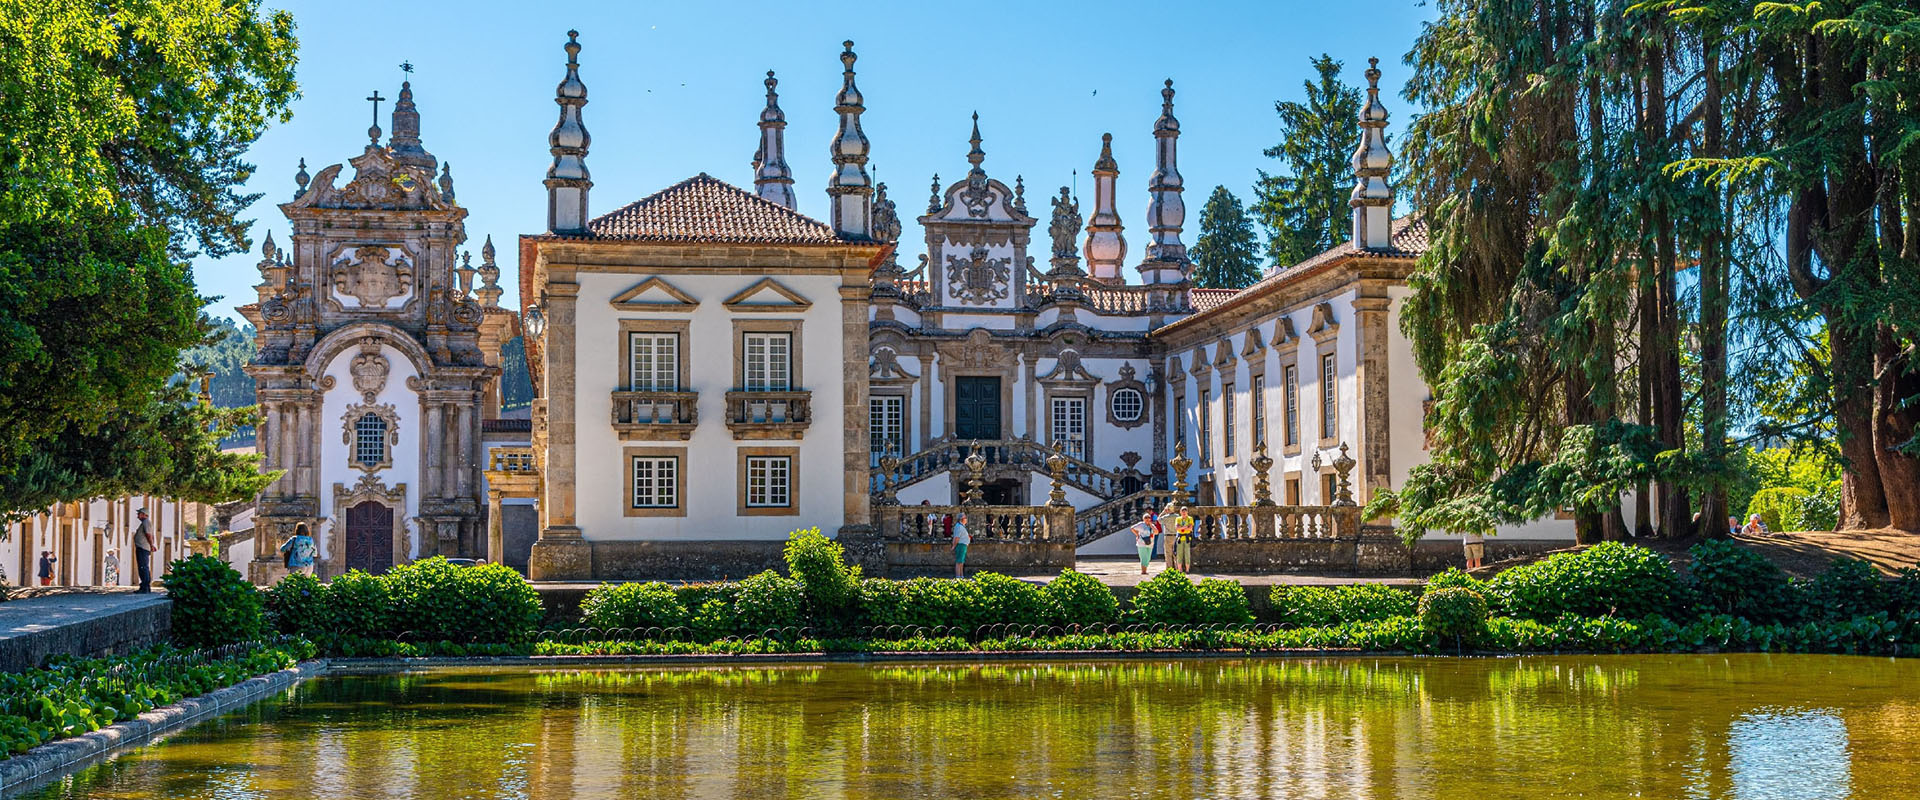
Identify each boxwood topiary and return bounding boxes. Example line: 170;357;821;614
1196;578;1254;625
166;554;265;648
1483;542;1680;621
1418;586;1488;642
898;576;987;630
1044;569;1120;626
580;581;690;631
1130;570;1206;625
975;572;1049;627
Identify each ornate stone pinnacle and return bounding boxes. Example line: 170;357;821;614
1013;175;1026;215
967;111;985;175
293;158;309;198
928;173;942;213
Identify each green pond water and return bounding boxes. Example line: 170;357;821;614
19;655;1920;800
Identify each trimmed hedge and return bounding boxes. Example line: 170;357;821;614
1484;542;1682;621
1271;584;1415;627
580;581;689;631
166;555;265;648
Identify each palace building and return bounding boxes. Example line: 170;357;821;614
241;35;1580;583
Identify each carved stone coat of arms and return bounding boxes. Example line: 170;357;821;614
946;245;1011;305
331;245;415;308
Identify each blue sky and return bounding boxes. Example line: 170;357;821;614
204;0;1437;323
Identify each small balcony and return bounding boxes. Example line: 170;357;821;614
724;390;812;440
611;390;699;440
487;446;537;474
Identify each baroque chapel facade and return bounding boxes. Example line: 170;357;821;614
241;80;519;582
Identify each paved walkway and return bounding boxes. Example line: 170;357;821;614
0;590;170;671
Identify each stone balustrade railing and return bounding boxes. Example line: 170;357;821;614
1073;489;1178;545
871;438;1122;499
723;390;812;439
487;445;537;474
875;504;1068;543
610;390;698;440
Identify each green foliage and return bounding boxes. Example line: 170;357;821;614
1043;570;1120;626
326;570;393;638
498;335;534;411
783;527;862;627
580;582;691;631
1130;570;1207;625
894;577;987;630
733;570;805;633
1483;543;1681;621
1746;487;1811;532
0;639;312;755
164;554;263;648
1423;567;1484;596
1687;540;1793;622
0;0;297;518
1417;587;1489;641
262;572;327;636
1805;559;1888;622
1254;54;1360;267
974;572;1049;626
1195;578;1254;624
385;558;542;642
1271;584;1416;627
1191;186;1262;288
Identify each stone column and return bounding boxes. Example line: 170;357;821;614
486;489;504;565
530;278;587;580
839;282;873;534
1353;290;1393;505
423;400;445;498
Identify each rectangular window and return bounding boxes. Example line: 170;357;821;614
1322;472;1337;505
627;333;679;391
1284;365;1299;447
1174;394;1187;451
1250;375;1266;448
631;456;679;508
1051;397;1087;460
1286;477;1301;505
870;396;904;463
1321;352;1338;439
1221;383;1236;460
1198;389;1212;466
746;456;792;508
743;333;793;391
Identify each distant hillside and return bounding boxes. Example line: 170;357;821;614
180;316;257;446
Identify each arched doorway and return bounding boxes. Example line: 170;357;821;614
344;501;394;574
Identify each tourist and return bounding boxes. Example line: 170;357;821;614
279;522;318;576
37;550;56;586
1742;513;1769;537
131;508;154;593
103;549;120;586
1462;532;1486;570
951;512;970;579
1160;502;1180;570
1728;516;1742;537
1172;506;1196;573
1130;512;1159;575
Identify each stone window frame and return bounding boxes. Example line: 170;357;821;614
624;445;687;518
1103;364;1149;430
1197;387;1213;468
1248;368;1269;452
869;393;908;463
340;402;401;473
737;445;800;516
1283;471;1303;505
618;319;691;392
1219;379;1238;465
1044;388;1094;461
1281;361;1302;456
1308;303;1341;449
733;318;804;391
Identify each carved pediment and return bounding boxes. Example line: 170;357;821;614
287;148;453;212
611;277;699;311
330;245;415;309
1308;302;1339;337
1038;349;1100;385
722;278;812;312
1241;327;1266;356
869;346;919;383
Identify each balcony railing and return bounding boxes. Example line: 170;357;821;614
724;390;812;439
611;390;698;440
487;445;537;474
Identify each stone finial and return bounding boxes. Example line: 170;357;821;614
365;88;385;145
1351;57;1394;250
293;158;310;199
1333;442;1358;506
877;444;901;506
388;79;434;169
1251;442;1275;506
476;234;503;308
966;111;986;177
1046;445;1070;507
1013;175;1026;215
963;451;987;505
1142;79;1188;283
928;173;942;213
457;250;477;296
1082;133;1127;283
827;40;874;239
753;70;797;209
1168;440;1192;507
438;162;455;202
546;31;593;234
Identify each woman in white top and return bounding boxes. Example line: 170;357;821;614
1129;512;1159;575
952;513;971;578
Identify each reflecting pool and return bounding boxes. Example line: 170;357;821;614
21;655;1920;799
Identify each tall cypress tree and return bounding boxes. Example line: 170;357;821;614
1255;55;1361;267
1190;186;1262;289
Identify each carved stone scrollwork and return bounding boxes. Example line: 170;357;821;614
869;346;919;382
341;402;402;473
349;338;390;402
1104;363;1150;430
331;245;415;308
959;175;994;218
946;245;1011;305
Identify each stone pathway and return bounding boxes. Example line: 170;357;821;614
0;590;171;672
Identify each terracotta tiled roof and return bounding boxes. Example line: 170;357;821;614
1189;287;1240;312
574;173;848;244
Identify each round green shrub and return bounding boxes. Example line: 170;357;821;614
386;557;542;642
165;554;265;648
1196;578;1254;625
784;527;861;625
1746;486;1813;532
1272;584;1415;627
1484;542;1680;621
1424;566;1484;596
734;570;804;632
1807;558;1888;620
264;572;328;636
1687;540;1791;621
1130;570;1206;625
327;569;393;638
975;572;1049;626
1044;570;1120;626
1418;587;1489;641
580;582;690;631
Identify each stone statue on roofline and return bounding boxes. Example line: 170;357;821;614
1049;187;1082;260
